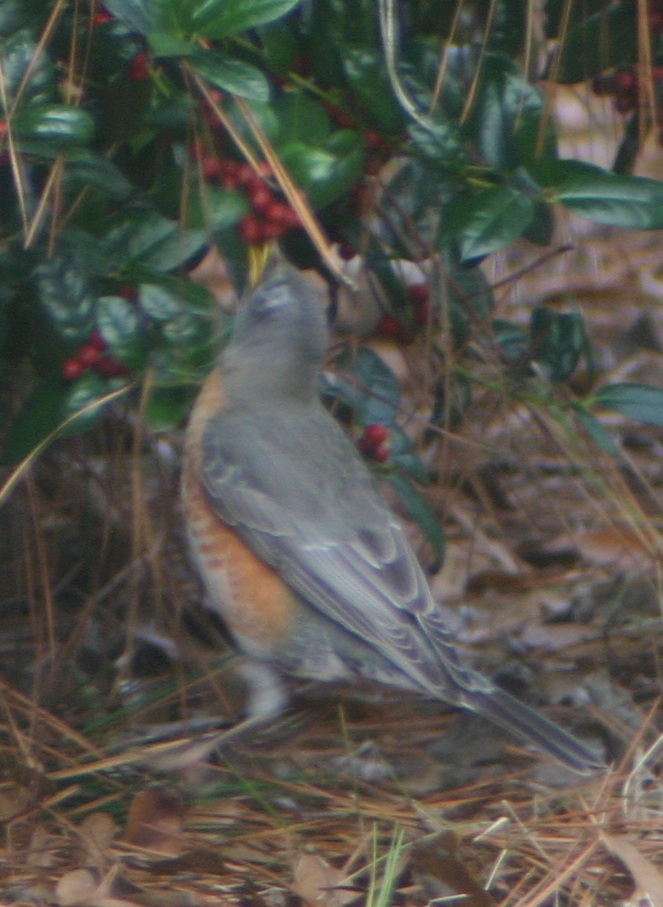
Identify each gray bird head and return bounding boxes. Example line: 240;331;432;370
223;259;329;405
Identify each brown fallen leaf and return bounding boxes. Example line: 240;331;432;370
411;832;496;907
123;788;186;856
291;853;360;907
600;832;663;907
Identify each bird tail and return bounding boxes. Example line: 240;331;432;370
467;686;603;773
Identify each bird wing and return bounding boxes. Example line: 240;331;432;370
200;403;491;700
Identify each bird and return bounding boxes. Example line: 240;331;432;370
181;256;603;773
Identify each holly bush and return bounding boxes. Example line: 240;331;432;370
3;0;663;559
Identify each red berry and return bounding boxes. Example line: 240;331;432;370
407;283;429;305
364;130;382;151
239;216;265;244
259;219;285;240
95;355;130;377
323;102;355;129
119;285;137;301
88;330;108;352
615;69;637;92
651;10;663;33
62;358;84;381
235;162;254;187
77;343;102;369
129;51;150;82
363;423;389;445
373;441;391;463
414;301;430;326
92;9;114;25
375;315;414;344
615;94;637;114
202;156;223;181
249;183;273;212
265;201;296;226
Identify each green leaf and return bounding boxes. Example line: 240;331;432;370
530;307;586;382
139;284;183;322
328;346;401;427
447;186;534;261
591;382;663;427
146;384;197;430
119;0;303;41
103;210;207;273
15;104;95;149
0;372;110;465
97;295;144;364
280;130;365;208
466;54;555;171
275;92;331;146
63;151;134;199
492;318;529;368
342;46;406;134
386;471;444;571
103;0;158;36
389;426;431;485
33;255;95;343
0;381;68;465
537;159;663;230
572;406;620;456
552;2;637;84
0;30;55;110
191;51;269;101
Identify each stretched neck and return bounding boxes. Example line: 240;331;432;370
223;344;321;407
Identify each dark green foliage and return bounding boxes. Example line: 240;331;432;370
1;0;662;555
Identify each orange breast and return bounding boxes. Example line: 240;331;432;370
182;367;299;652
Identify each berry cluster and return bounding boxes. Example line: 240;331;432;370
357;423;391;463
197;152;301;244
91;7;150;82
591;1;663;114
62;332;130;382
374;283;431;344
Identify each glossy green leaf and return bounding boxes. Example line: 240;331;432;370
64;151;133;199
280;131;365;208
447;187;534;261
103;0;156;36
191;51;269;101
466;54;554;171
33;255;95;343
275;93;331;147
110;0;302;40
15;104;94;148
543;160;663;230
591;382;663;427
342;46;406;134
103;210;207;273
0;30;55;110
97;295;144;365
530;307;586;382
552;2;637;83
329;346;401;427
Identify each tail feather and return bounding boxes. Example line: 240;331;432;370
467;686;603;773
